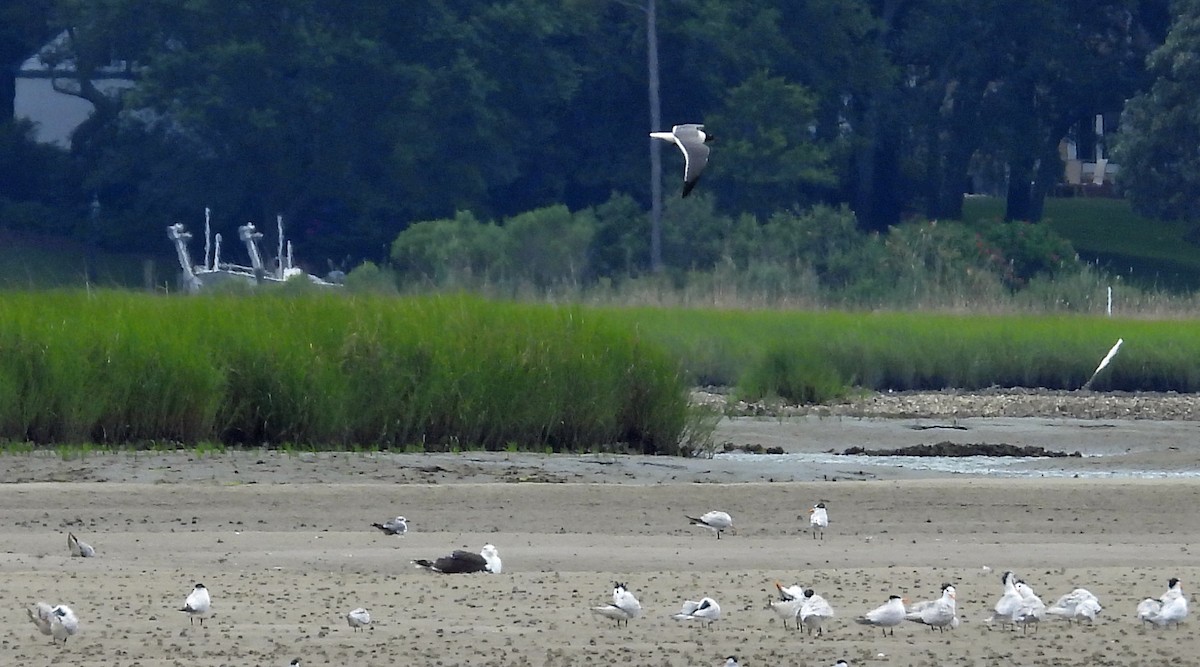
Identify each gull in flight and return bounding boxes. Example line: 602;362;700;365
686;511;734;539
650;124;713;198
413;544;501;574
800;588;836;636
346;607;371;631
370;516;408;536
28;602;79;644
809;503;829;540
766;581;805;630
906;584;958;632
987;570;1021;628
1141;577;1188;628
67;532;95;557
1012;581;1046;634
855;595;906;636
180;583;211;625
672;597;721;626
1047;588;1102;624
592;581;642;627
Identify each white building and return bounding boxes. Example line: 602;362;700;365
13;31;136;148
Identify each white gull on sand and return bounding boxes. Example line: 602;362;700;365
370;516;408;535
686;511;734;539
67;532;95;557
346;607;371;631
413;544;501;574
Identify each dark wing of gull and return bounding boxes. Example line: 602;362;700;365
414;549;489;574
672;124;711;198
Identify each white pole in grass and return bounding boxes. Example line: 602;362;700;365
203;207;211;271
276;214;285;280
1107;286;1112;316
1083;338;1123;390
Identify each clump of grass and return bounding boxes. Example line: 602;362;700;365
0;291;695;454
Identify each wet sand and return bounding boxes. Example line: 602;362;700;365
5;416;1200;667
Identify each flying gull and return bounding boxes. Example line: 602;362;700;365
413;544;501;574
687;511;734;539
67;532;95;557
346;607;371;631
650;124;713;198
371;516;408;536
592;581;642;627
180;583;211;625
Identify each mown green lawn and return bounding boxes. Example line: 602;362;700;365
962;196;1200;290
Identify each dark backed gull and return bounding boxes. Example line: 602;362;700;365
650;124;713;197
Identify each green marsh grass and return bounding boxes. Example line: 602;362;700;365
0;291;691;453
602;307;1200;399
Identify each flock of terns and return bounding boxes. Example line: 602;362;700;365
26;502;1190;666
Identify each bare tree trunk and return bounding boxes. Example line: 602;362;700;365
646;0;663;272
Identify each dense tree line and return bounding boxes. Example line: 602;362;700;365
0;0;1177;274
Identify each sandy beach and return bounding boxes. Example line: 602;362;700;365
5;394;1200;667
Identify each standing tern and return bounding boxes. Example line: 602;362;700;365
906;584;957;632
809;503;829;540
800;588;835;636
855;595;906;636
592;581;642;627
180;583;211;626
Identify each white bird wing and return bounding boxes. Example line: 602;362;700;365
28;602;54;635
1137;598;1162;621
51;605;79;640
676;600;701;616
615;589;642;618
801;594;834;620
776;583;805;601
184;588;210;613
592;604;630;621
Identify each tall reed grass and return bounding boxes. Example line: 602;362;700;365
602;308;1200;402
0;292;691;453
